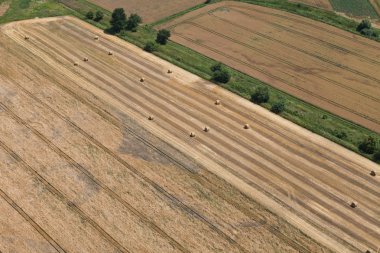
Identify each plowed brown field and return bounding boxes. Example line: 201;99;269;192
86;0;204;23
0;16;379;253
160;1;380;133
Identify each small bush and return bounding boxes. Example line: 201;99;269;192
205;0;212;3
251;87;269;104
332;130;347;139
94;11;104;22
212;70;230;83
271;101;285;114
357;19;372;32
156;29;171;45
374;150;380;162
86;11;94;20
360;28;378;37
210;62;222;72
144;41;158;52
358;136;377;154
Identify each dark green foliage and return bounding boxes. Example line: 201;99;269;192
144;41;158;52
357;19;372;31
205;0;212;3
374;150;380;162
85;11;94;20
94;10;104;22
360;28;378;37
110;8;127;33
156;29;171;45
358;136;377;154
271;101;285;114
126;13;142;30
210;62;222;72
251;87;269;104
333;130;347;139
212;70;231;83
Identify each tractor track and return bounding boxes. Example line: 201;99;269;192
0;180;66;253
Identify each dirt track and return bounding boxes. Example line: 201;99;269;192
160;1;380;133
0;17;379;253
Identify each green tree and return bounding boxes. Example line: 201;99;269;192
86;11;94;20
212;70;230;83
358;136;377;154
110;8;127;33
94;10;104;22
126;13;142;31
271;100;285;114
251;87;269;104
144;41;158;52
357;19;372;32
156;29;171;45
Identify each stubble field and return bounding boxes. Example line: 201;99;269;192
0;16;379;253
160;1;380;134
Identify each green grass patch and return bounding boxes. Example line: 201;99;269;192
330;0;378;18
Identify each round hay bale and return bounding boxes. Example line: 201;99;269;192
94;36;99;40
244;124;250;129
73;62;79;66
204;126;210;132
365;250;371;253
24;36;30;40
148;116;154;120
140;77;145;82
167;69;173;74
108;51;113;56
215;99;221;105
83;57;89;62
370;170;376;176
190;132;195;137
350;201;357;208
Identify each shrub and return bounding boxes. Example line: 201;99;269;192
156;29;171;45
144;41;158;52
210;62;222;72
357;19;372;32
86;11;94;20
332;130;347;139
374;150;380;162
110;8;127;33
271;101;285;114
212;70;230;83
358;136;377;154
126;13;142;30
251;87;269;104
94;11;104;22
205;0;212;3
360;28;378;37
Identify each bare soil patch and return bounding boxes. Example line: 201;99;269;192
160;1;380;133
0;16;378;253
0;2;9;16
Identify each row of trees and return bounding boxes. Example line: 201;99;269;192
110;8;142;33
86;10;104;22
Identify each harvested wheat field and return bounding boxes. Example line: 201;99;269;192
0;16;379;253
160;1;380;133
289;0;333;10
85;0;204;23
